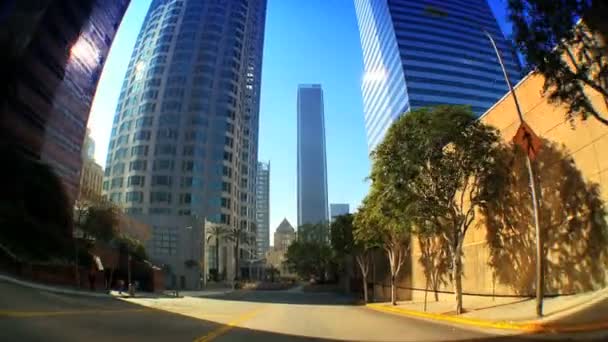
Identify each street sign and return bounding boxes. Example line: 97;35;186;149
513;122;542;160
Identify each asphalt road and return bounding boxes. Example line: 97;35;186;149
0;280;604;342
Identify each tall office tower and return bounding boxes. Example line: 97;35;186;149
353;0;521;150
330;203;350;221
297;84;329;231
255;161;270;258
79;130;104;202
0;0;130;202
102;0;267;281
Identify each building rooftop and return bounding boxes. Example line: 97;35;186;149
275;218;295;233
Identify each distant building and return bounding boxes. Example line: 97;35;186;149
266;218;296;276
78;130;104;202
274;218;295;252
297;84;329;229
330;203;350;221
353;0;521;151
132;214;205;290
0;0;130;202
255;162;270;258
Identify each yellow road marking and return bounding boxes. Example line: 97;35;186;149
0;308;148;318
367;303;608;333
194;307;267;342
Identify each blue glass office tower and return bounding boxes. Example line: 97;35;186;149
354;0;521;150
103;0;266;277
297;85;329;229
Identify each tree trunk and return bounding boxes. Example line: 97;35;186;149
391;274;397;305
362;272;368;303
452;251;463;314
215;236;220;280
234;238;240;281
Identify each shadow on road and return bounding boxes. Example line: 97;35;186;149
196;289;359;306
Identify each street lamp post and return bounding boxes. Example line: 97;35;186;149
483;31;544;317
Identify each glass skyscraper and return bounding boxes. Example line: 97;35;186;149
103;0;266;268
353;0;521;150
297;84;329;229
255;161;270;258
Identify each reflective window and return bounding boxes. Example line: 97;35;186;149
150;191;172;203
129;160;147;171
126;191;143;203
152;175;172;186
127;175;145;187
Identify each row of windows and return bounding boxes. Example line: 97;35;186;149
405;76;505;96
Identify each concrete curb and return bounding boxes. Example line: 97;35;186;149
0;274;110;298
366;303;608;333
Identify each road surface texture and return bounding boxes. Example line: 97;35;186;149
1;280;606;341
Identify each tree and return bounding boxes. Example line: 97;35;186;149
354;185;410;305
352;211;382;304
205;222;227;281
284;240;334;282
508;0;608;125
372;106;504;313
80;203;120;242
225;225;251;282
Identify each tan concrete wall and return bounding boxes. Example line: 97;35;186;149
406;72;608;301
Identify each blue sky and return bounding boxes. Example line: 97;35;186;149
88;0;513;243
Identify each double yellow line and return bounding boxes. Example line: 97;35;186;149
194;306;267;342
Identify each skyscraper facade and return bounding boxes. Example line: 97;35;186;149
255;161;270;258
0;0;130;202
330;203;350;221
103;0;267;273
353;0;521;150
297;84;329;229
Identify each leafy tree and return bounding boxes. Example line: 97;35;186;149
372;106;504;313
354;184;410;305
79;202;120;242
351;211;382;303
284;240;334;282
330;214;355;258
508;0;608;125
115;234;148;261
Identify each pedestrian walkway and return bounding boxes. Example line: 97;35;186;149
368;287;608;334
381;288;608;322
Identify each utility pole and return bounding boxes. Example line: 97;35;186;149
484;30;544;317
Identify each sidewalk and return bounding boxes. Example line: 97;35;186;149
0;273;110;298
367;288;608;333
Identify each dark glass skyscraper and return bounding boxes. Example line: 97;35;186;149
297;84;329;229
354;0;521;150
0;0;130;201
103;0;266;270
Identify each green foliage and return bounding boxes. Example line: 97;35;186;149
0;146;72;261
371;105;504;312
508;0;608;125
330;214;355;257
78;202;120;242
115;234;148;261
284;240;334;281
